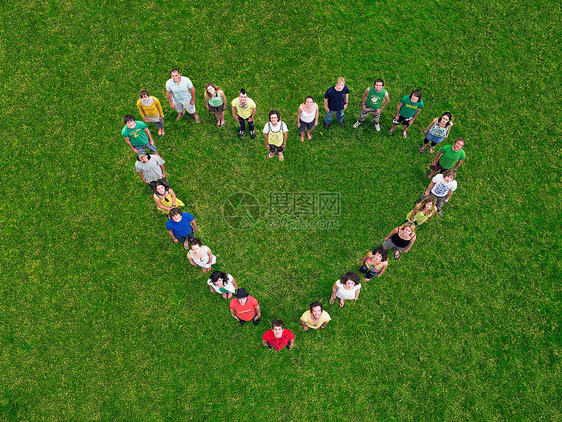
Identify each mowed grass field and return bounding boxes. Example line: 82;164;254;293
1;0;560;420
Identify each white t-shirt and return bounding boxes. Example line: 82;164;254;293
262;121;288;134
207;274;236;294
431;174;457;197
335;280;361;300
166;76;193;104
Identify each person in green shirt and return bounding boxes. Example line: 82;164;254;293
428;138;466;178
121;115;156;154
352;79;390;131
388;90;423;139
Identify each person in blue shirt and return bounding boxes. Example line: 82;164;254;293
166;207;198;249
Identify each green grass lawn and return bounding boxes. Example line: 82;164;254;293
1;0;560;420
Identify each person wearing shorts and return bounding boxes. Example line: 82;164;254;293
420;169;458;217
428;138;466;178
297;96;319;142
264;110;288;161
166;207;198;248
166;69;200;122
388;90;423;138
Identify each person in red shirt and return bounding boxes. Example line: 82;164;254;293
229;288;261;326
262;319;295;351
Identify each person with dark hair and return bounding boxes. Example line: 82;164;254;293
231;89;257;139
137;89;165;136
419;112;453;154
421;169;458;217
166;69;200;122
300;302;331;330
297;96;319;142
166;207;197;249
353;79;389;131
207;271;237;298
323;77;349;129
359;247;388;280
262;319;295;350
427;138;466;178
388;90;424;138
188;238;216;273
263;110;288;161
204;83;227;127
382;222;417;259
121;114;157;154
135;150;168;192
229;288;261;325
329;272;361;307
153;182;184;214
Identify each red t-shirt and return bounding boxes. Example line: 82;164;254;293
229;296;259;321
262;329;295;351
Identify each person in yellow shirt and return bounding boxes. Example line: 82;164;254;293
137;89;165;136
231;89;257;139
300;302;331;330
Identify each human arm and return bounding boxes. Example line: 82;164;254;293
167;229;179;243
219;90;227;107
354;288;360;300
300;318;308;330
424;181;435;196
168;188;177;207
262;338;270;347
144;128;155;146
154;194;171;212
404;234;416;253
360;252;372;266
431;151;443;167
444;190;454;203
424;118;438;135
230;308;240;321
166;90;175;108
137;171;148;184
343;93;349;110
314;104;319;126
124;136;138;153
232;105;238;120
380;91;390;112
190;218;198;233
297;105;303;126
444;122;453;141
384;227;399;241
376;262;388;277
159;163;166;179
408;208;417;222
361;88;369;111
281;127;287;148
453;159;464;171
287;338;294;350
324;97;329;112
254;304;261;319
137;101;148;122
189;86;195;105
264;132;269;148
395;101;403;119
230;276;238;291
248;106;256;122
155;98;164;119
319;321;329;328
329;281;338;304
187;252;197;267
411;107;422;124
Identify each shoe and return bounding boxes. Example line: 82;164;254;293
278;152;284;161
353;121;361;128
238;130;245;138
438;210;443;217
388;129;394;136
267;152;274;158
339;120;345;127
250;130;256;139
323;122;329;129
374;123;380;132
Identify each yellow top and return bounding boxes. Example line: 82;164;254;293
231;97;256;119
137;97;164;120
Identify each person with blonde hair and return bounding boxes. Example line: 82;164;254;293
382;222;417;259
136;89;165;136
323;77;349;129
204;83;227;127
405;196;437;226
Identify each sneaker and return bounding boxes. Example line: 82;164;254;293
238;130;245;138
438;210;443;217
250;130;256;139
278;152;284;161
339;120;346;128
267;152;275;159
323;122;329;129
353;121;361;128
374;123;380;132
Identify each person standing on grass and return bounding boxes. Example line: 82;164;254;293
187;238;217;273
382;222;417;259
297;96;319;142
231;89;257;139
419;112;453;154
166;207;198;249
166;69;200;123
207;271;237;299
329;272;361;307
420;169;458;217
405;196;437;226
300;302;331;330
264;110;288;161
352;79;390;131
388;90;423;138
427;138;466;178
135;150;168;192
136;89;165;136
323;77;349;129
359;247;388;281
204;83;227;127
229;288;261;326
122;115;157;154
153;182;184;214
262;319;295;351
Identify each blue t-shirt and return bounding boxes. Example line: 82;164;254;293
166;212;195;236
324;85;349;111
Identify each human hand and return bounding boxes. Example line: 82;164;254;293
143;119;148;123
170;103;176;109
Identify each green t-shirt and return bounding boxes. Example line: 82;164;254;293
438;144;466;169
399;95;424;118
366;87;387;109
121;121;149;146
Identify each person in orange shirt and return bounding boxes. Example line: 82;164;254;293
229;288;261;326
